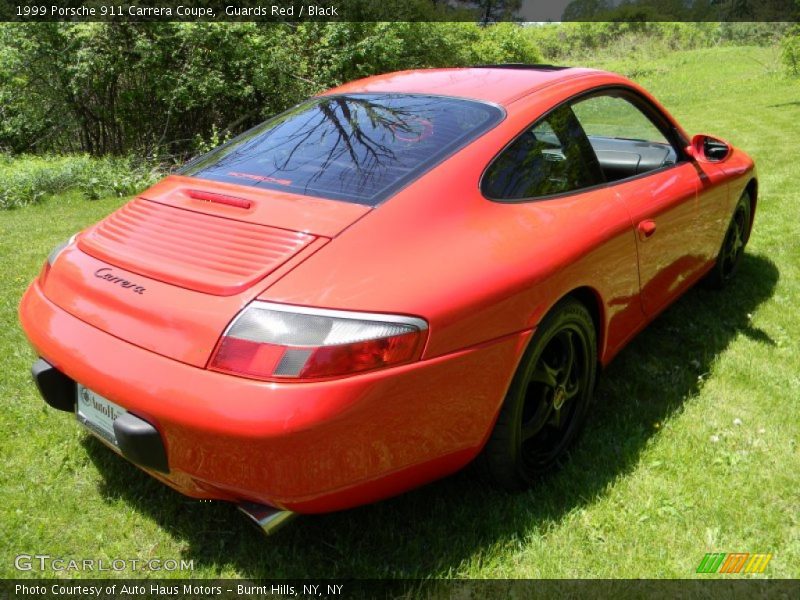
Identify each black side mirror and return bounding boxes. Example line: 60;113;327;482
704;138;731;161
686;134;732;163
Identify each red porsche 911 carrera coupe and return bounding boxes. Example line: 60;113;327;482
20;65;756;533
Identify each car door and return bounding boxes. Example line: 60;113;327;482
481;102;645;359
571;91;708;316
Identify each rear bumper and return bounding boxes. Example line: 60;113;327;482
19;281;530;513
32;358;168;473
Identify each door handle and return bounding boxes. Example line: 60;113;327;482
637;219;657;240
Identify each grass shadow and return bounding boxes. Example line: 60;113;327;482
766;101;800;108
83;252;779;578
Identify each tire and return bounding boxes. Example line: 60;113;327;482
705;191;752;289
477;298;597;491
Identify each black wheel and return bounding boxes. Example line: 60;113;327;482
477;298;597;491
706;191;752;289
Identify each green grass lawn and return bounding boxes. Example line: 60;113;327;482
0;45;798;580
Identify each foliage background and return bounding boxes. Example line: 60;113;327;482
0;20;792;210
0;22;542;158
0;20;794;210
0;21;791;161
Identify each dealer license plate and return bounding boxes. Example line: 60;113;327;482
76;384;126;447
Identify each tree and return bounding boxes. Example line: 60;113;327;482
562;0;613;21
455;1;523;23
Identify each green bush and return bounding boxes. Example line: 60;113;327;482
0;22;542;160
0;154;161;209
0;21;788;161
781;27;800;76
717;22;791;46
463;22;542;64
526;22;785;63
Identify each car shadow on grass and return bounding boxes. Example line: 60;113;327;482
83;252;778;579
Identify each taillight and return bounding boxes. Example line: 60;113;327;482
209;302;428;381
40;234;77;285
47;234;77;267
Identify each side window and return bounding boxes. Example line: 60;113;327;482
572;94;679;182
482;105;604;200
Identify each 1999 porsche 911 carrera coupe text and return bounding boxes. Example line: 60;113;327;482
19;65;756;532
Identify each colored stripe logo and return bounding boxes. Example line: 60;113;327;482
697;553;772;573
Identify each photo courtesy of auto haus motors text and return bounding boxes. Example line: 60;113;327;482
1;0;798;598
13;583;343;597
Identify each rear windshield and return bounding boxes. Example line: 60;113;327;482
181;94;503;206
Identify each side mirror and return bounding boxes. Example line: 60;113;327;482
685;134;732;163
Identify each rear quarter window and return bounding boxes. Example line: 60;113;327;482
181;94;504;206
482;104;604;201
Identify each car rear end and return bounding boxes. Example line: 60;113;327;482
19;91;523;516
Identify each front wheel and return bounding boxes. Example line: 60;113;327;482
706;191;752;288
476;298;597;491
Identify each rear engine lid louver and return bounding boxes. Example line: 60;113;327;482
78;198;316;296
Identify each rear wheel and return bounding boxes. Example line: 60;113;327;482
477;298;597;491
706;191;752;288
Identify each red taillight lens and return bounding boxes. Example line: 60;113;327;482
210;339;287;379
295;331;421;379
209;302;427;381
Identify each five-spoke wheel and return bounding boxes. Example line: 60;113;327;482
707;191;752;288
477;298;597;490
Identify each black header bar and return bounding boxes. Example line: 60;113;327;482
2;1;799;23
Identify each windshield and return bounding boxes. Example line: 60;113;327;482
181;94;504;206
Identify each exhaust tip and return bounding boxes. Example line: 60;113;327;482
237;501;295;535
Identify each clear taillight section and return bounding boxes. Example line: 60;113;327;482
209;302;427;381
48;234;77;267
40;234;77;285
